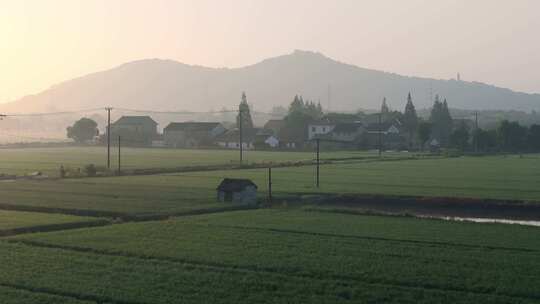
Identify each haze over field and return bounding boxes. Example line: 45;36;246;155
2;0;539;112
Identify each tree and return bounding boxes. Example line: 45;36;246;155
67;118;99;143
381;97;390;115
403;92;418;149
289;95;305;114
474;128;498;151
417;121;432;151
497;120;527;152
450;121;470;151
429;95;453;147
281;95;323;144
236;92;254;130
528;124;540;150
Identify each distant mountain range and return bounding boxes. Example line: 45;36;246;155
2;50;539;114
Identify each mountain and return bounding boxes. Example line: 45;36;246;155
2;50;539;114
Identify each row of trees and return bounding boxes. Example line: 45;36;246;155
471;121;540;152
388;93;453;149
235;93;324;144
384;93;540;152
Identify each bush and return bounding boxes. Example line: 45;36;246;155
84;164;97;177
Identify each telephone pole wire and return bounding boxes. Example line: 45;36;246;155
316;138;320;188
475;111;479;153
239;109;243;165
105;107;113;169
378;112;382;158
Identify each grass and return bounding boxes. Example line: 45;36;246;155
0;155;539;218
0;173;242;216
1;149;539;303
9;209;540;303
164;154;540;201
0;210;98;231
0;146;392;176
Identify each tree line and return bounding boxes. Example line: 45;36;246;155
65;91;539;153
392;93;540;152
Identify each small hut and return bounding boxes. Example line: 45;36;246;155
217;178;258;204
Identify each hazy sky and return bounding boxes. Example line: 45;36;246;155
1;0;539;103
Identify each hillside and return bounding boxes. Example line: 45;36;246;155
2;50;539;114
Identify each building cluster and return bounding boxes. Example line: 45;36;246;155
107;115;407;150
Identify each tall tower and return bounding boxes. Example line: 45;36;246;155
457;73;461;81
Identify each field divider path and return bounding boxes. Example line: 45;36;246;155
6;238;540;302
0;202;257;220
0;219;112;237
0;205;258;237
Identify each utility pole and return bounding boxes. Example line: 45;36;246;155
268;167;272;203
316;138;320;188
378;112;382;158
118;135;121;175
239;109;243;165
474;111;479;153
105;107;113;169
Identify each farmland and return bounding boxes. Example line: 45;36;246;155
0;210;99;231
0;152;540;303
0;146;393;176
0;154;539;219
4;209;540;303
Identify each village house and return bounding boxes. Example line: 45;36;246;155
254;129;280;149
308;122;335;140
216;178;258;204
163;122;225;148
109;116;158;146
215;129;256;150
328;122;365;142
277;128;305;149
263;119;286;136
365;119;405;149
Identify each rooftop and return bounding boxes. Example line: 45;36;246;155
217;178;258;192
164;122;221;132
113;116;157;126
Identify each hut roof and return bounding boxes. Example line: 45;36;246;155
217;178;258;192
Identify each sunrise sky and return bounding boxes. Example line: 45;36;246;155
1;0;539;103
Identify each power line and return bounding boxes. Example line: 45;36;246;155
2;108;104;117
114;107;237;115
1;107;284;119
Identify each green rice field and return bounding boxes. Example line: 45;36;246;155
3;209;539;303
1;154;539;219
0;210;98;231
0;146;392;176
0;152;539;303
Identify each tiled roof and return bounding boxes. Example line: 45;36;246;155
164;122;221;132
